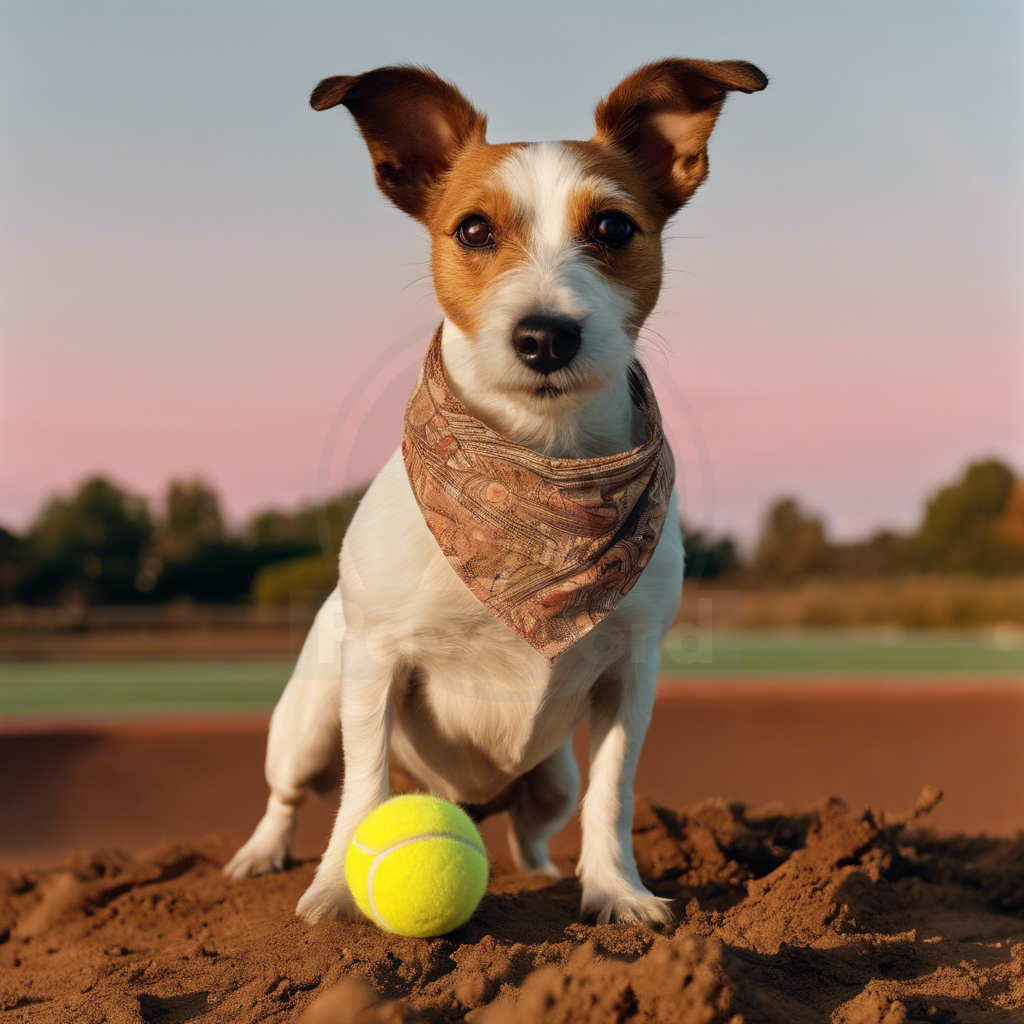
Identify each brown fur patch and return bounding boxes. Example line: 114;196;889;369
316;61;765;340
310;66;487;220
592;58;767;214
424;139;671;337
425;142;533;335
564;143;669;335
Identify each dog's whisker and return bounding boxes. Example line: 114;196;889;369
397;275;433;296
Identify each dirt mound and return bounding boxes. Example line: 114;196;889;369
2;789;1022;1023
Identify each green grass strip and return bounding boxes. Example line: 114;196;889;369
0;632;1021;717
659;630;1024;676
0;661;292;715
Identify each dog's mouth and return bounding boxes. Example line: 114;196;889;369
535;383;566;398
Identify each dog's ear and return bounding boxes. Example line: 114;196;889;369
311;66;487;220
593;59;767;214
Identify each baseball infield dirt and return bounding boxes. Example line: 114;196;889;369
2;688;1023;1022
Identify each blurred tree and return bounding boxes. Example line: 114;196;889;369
248;489;366;555
149;541;317;603
137;478;229;594
138;483;367;604
0;526;29;605
827;529;903;578
17;476;152;604
680;522;740;579
907;458;1024;573
143;479;324;603
251;554;337;607
995;478;1024;545
161;479;225;557
750;496;829;584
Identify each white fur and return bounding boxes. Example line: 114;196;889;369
226;140;686;927
443;143;641;458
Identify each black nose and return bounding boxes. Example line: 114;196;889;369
511;316;582;375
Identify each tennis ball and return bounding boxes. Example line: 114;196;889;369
344;793;488;937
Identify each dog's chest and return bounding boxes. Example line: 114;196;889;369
341;447;678;799
390;578;598;787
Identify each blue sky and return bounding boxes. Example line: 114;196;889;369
2;1;1022;544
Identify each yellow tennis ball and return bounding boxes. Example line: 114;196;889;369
344;793;488;937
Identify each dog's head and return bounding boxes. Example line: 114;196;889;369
312;61;766;441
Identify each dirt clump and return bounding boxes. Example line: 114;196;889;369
2;788;1023;1023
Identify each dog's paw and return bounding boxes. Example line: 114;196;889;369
580;884;675;926
223;818;294;878
508;833;563;879
531;860;564;880
295;870;357;924
513;855;562;879
224;846;284;879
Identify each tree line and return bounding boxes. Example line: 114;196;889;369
0;479;362;607
0;458;1021;607
747;458;1024;583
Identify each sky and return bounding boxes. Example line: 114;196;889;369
2;0;1022;547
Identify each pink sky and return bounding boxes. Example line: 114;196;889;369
2;3;1022;546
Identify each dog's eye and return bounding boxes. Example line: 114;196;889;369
592;212;636;247
455;216;495;248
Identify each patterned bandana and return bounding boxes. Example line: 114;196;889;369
402;325;676;662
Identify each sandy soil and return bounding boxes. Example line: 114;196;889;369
1;790;1023;1023
2;689;1023;1023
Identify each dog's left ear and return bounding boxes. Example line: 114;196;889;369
311;66;487;220
594;58;768;215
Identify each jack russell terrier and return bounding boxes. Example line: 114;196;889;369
226;58;767;925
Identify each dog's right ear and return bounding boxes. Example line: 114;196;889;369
311;66;487;220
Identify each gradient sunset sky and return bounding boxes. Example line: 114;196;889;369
2;1;1022;545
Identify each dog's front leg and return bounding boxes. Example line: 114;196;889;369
577;642;673;925
295;634;396;923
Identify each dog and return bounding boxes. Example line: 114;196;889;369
225;59;767;925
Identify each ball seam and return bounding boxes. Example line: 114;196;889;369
361;833;487;933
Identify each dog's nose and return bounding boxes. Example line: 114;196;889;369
511;316;581;375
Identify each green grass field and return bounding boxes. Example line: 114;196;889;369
0;631;1020;716
0;661;292;716
658;630;1024;676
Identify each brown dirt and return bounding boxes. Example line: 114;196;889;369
4;689;1024;863
2;689;1023;1023
1;789;1023;1024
